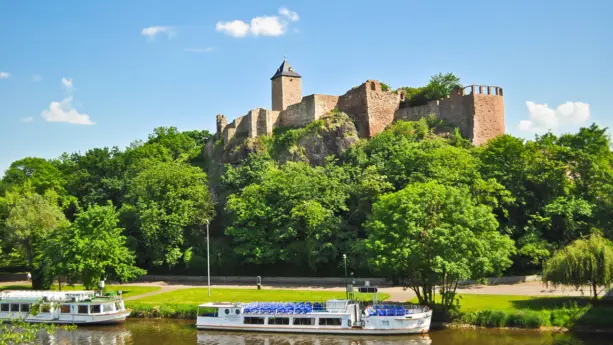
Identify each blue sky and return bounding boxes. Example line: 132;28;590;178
1;0;612;175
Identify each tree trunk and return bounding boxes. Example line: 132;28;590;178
592;282;599;302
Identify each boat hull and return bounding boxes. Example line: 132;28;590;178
1;310;131;326
196;324;429;335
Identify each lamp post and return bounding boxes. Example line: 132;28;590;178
343;254;348;299
206;219;211;297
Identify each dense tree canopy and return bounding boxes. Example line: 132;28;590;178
126;160;215;269
0;116;611;289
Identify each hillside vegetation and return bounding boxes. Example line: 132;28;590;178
1;112;612;295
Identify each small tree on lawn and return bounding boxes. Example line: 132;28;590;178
543;233;613;301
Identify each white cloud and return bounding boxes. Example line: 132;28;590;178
250;16;285;36
279;7;299;21
519;101;590;133
141;26;175;39
33;74;42;82
0;72;10;79
61;77;73;89
41;96;94;125
21;117;34;123
216;20;251;37
216;8;299;38
184;47;216;53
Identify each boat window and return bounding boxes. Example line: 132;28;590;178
10;304;20;312
268;317;290;325
318;318;342;326
20;304;30;313
198;307;218;317
382;320;390;326
103;304;113;313
91;305;101;314
243;317;265;325
78;305;89;314
293;318;315;325
60;305;71;314
115;301;123;311
41;304;51;313
1;304;9;312
224;308;230;315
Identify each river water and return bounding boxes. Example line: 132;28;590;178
36;320;611;345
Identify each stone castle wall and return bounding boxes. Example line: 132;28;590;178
471;86;505;146
336;84;369;137
216;81;505;148
364;80;402;137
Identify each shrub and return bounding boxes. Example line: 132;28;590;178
468;309;543;329
187;255;207;275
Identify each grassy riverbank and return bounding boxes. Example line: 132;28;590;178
127;288;390;319
410;294;613;330
0;283;160;299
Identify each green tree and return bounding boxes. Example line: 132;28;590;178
1;157;66;195
424;72;461;101
39;203;145;289
364;181;515;308
3;193;69;287
225;160;351;271
127;161;215;269
543;234;613;301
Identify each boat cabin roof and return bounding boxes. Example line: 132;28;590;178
0;290;121;303
198;302;239;308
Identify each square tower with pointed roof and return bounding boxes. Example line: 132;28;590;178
271;58;302;111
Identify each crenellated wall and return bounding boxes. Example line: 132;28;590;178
394;85;504;144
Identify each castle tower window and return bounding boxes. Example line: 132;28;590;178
370;82;376;91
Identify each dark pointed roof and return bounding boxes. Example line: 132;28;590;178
271;58;301;80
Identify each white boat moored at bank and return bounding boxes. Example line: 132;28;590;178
0;290;131;325
196;286;432;335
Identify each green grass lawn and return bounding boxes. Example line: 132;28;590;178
409;294;592;312
409;293;612;330
126;287;390;319
131;288;388;305
0;283;160;299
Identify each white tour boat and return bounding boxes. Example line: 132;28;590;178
196;286;432;335
0;290;131;325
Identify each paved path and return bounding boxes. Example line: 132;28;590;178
2;280;604;301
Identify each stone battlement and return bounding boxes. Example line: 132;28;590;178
214;60;505;148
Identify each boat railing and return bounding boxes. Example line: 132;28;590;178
361;303;430;317
242;302;330;315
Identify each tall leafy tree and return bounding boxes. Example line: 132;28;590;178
39;203;145;289
127;161;215;269
225;160;352;271
365;181;515;308
4;193;69;288
1;157;66;195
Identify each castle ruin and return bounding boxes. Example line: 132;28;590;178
215;59;505;147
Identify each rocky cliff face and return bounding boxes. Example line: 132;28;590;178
276;112;359;165
208;112;360;167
